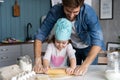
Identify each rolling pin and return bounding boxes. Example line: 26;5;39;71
47;68;67;75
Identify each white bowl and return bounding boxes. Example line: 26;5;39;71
105;70;120;80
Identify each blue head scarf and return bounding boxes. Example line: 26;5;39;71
54;18;72;41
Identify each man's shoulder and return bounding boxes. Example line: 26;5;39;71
49;4;64;17
80;4;97;18
51;4;63;11
82;4;94;12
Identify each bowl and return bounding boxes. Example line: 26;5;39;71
105;70;120;80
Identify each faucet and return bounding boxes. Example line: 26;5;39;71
26;23;32;41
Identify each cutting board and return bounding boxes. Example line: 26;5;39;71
13;0;20;17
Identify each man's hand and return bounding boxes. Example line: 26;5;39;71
73;65;88;76
33;57;43;73
73;46;101;76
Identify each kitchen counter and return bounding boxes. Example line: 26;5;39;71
0;65;107;80
35;65;107;80
69;65;107;80
0;41;34;46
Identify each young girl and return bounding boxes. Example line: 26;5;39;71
43;18;76;75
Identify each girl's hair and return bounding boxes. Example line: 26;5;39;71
47;35;56;43
62;0;84;8
47;35;71;44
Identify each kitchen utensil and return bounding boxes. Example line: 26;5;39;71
47;68;67;75
105;51;120;80
13;0;20;17
107;51;119;72
105;70;120;80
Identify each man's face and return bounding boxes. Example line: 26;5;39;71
64;6;80;21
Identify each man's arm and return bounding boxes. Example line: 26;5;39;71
74;45;101;76
33;39;43;73
82;45;101;66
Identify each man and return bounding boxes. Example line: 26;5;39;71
33;0;105;76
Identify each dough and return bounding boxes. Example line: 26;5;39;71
35;75;50;80
49;74;72;80
35;74;72;80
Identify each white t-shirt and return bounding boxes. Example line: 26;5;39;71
43;43;76;68
71;20;88;49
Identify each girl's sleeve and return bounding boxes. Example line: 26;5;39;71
66;44;76;59
43;44;52;62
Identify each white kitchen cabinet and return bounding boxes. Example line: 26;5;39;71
0;43;34;67
0;45;21;67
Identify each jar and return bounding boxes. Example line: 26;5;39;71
105;51;120;80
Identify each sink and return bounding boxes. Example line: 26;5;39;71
26;23;32;41
26;40;34;42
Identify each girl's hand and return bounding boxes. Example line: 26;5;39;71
43;66;50;74
66;67;75;75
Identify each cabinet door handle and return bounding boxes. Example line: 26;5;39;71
1;56;8;59
1;49;8;51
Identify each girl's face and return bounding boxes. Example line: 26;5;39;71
55;40;69;51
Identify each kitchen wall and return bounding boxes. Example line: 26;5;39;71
0;0;120;46
0;0;50;42
92;0;120;45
